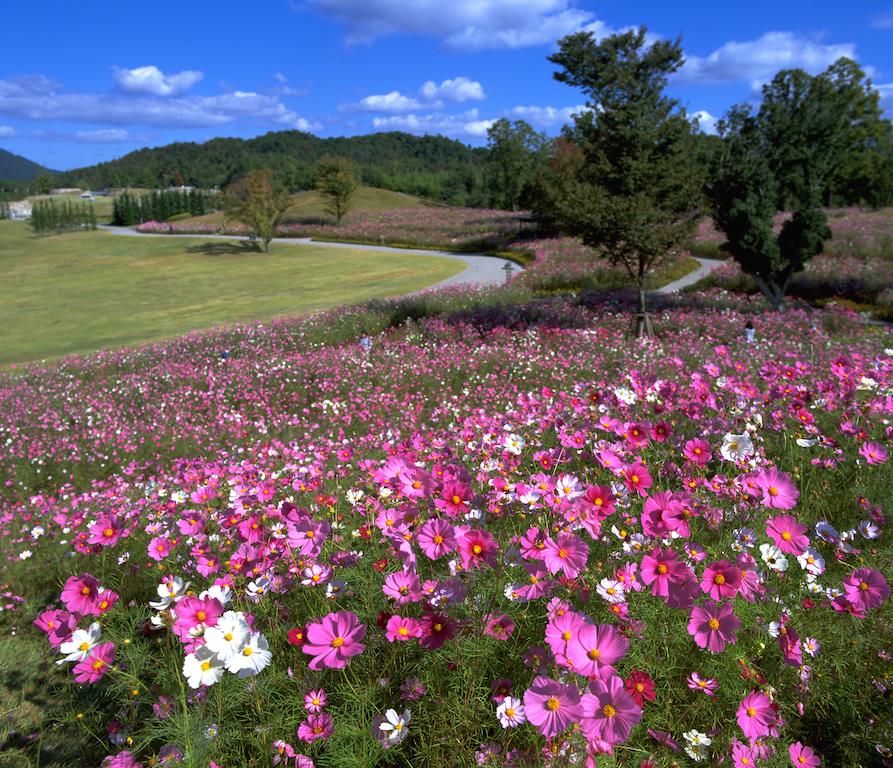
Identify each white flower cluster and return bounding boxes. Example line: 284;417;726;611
183;610;271;688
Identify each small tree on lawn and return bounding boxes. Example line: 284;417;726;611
315;156;358;226
547;27;704;336
224;170;290;252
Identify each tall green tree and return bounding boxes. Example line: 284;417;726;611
546;27;704;335
224;170;290;252
485;118;548;211
315;156;358;226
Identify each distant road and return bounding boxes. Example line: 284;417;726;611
97;225;521;290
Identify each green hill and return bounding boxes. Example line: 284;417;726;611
58;131;489;205
0;147;48;181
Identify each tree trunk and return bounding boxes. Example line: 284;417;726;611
263;237;271;253
753;275;785;311
634;274;653;338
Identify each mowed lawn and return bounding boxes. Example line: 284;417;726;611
0;221;464;365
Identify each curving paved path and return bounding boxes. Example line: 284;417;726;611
97;225;520;289
652;256;726;294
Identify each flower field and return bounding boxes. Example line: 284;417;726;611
1;290;892;768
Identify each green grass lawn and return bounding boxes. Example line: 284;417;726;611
177;185;433;229
0;221;464;365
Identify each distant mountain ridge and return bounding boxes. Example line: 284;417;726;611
58;130;489;203
0;147;49;181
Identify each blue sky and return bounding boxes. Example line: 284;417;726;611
1;0;892;170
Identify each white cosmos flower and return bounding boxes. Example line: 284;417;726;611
199;584;232;605
379;708;411;743
149;577;190;611
554;474;583;500
796;548;825;576
183;645;224;689
58;622;102;664
720;432;754;462
224;631;271;677
614;386;637;405
496;696;526;728
596;578;626;604
503;433;525;455
246;577;271;600
204;611;250;661
759;543;788;572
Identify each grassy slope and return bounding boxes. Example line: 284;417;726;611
0;221;463;365
177;185;431;228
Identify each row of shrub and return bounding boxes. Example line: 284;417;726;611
112;189;214;226
30;199;97;235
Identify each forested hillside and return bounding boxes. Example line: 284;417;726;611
0;147;48;181
58;131;489;204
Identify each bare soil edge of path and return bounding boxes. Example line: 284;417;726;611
650;256;726;295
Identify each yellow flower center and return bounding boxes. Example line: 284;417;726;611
242;647;253;656
433;535;443;545
331;637;344;648
79;641;90;651
91;659;106;671
768;486;779;497
746;706;756;717
708;618;720;630
656;564;668;574
602;704;616;717
472;544;482;555
546;697;560;711
201;660;212;671
103;528;114;537
558;549;567;559
451;495;461;505
714;574;726;585
196;611;206;621
588;648;601;660
781;531;792;541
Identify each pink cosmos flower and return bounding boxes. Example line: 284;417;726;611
102;752;142;768
859;441;888;465
623;463;653;497
565;623;629;679
766;514;809;555
789;741;821;767
545;610;585;658
581;485;616;518
580;674;642;745
385;615;421;642
382;570;421;604
61;574;101;616
87;515;125;547
640;548;686;598
434;481;472;517
147;537;173;561
417;612;459;650
93;588;119;616
683;438;712;465
34;609;78;648
455;526;499;570
752;468;800;509
687;600;740;653
700;560;742;600
416;518;456;560
302;611;366;670
297;713;333;742
72;641;115;684
686;672;718;696
483;612;515;640
732;739;758;768
542;533;589;579
736;690;778;739
286;517;329;558
523;676;583;738
304;689;327;713
843;568;890;611
173;596;223;635
272;740;296;766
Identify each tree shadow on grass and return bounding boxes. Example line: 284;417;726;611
185;241;263;256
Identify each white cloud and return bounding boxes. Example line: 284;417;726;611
877;83;893;117
356;91;426;112
0;75;319;131
678;32;858;86
304;0;603;50
371;109;489;137
420;76;485;102
74;128;136;143
0;125;15;137
295;117;323;131
112;65;204;96
463;119;496;137
691;110;719;135
508;104;585;126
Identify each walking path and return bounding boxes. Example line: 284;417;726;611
651;257;726;294
97;226;519;289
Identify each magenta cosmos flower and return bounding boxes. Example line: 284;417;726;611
61;574;102;616
843;568;890;611
523;676;583;738
416;518;456;560
700;560;742;600
859;441;888;465
683;438;712;465
766;514;809;555
580;674;642;745
736;690;778;739
302;611;366;670
72;642;116;684
789;741;821;767
688;601;740;653
542;532;589;579
297;713;333;742
752;468;799;510
455;526;499;570
640;547;687;598
87;515;125;547
34;609;78;648
565;623;629;679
